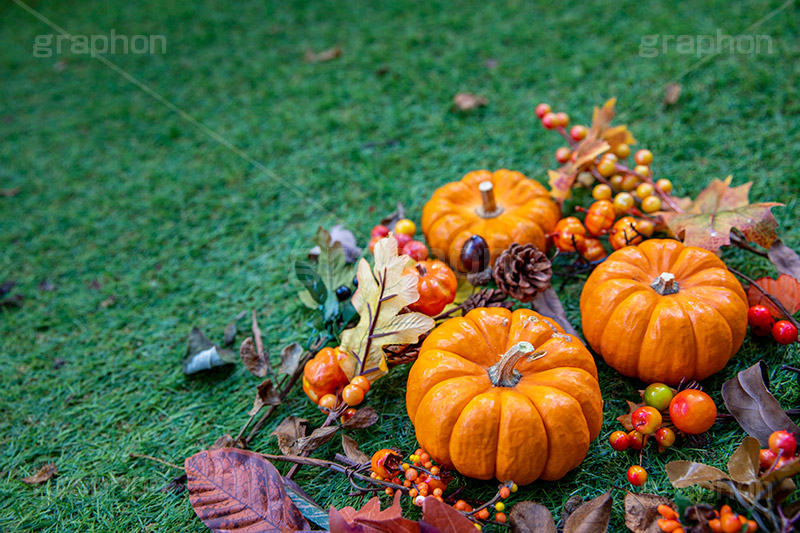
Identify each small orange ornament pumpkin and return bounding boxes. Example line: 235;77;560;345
421;170;561;272
403;259;458;316
406;307;603;485
302;346;348;404
580;239;748;385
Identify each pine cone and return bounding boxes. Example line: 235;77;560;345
460;289;513;315
467;268;493;287
492;244;552;302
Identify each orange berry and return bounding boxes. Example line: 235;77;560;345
430;466;440;475
635;149;653;165
721;513;743;532
455;500;467;510
424;461;433;469
669;389;717;434
658;505;679;520
658;519;682;532
614;143;631;158
499;487;511;499
350;375;370;393
746;520;757;532
409;488;418;498
403;480;411;488
433;488;443;496
385;488;394;496
394;218;416;236
495;512;507;524
477;508;490;520
405;468;418;481
708;518;722;533
597;158;616;177
318;394;337;410
419;453;430;464
415;448;424;456
720;505;733;516
342;384;365;406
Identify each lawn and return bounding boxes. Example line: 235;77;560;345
1;0;799;530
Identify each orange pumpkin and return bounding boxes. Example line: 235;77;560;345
580;239;748;385
403;259;458;316
406;307;603;485
421;170;561;272
302;346;348;404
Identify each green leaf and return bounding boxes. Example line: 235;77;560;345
295;260;325;304
283;481;329;530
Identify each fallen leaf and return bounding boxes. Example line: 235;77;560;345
297;426;339;454
279;342;304;376
183;327;237;375
209;434;234;451
379;203;406;230
746;274;800;318
663;83;682;105
624;493;676;533
186;448;309;532
531;287;583;342
726;436;761;484
339;237;434;382
342;406;379;429
22;463;57;484
304;46;342;63
0;187;21;197
507;501;557;533
665;461;730;488
420;496;477;533
341;434;370;464
38;279;57;292
330;492;419;533
563;492;612;533
298;227;357;324
249;379;282;416
660;177;782;252
309;225;361;264
768;240;800;280
239;337;270;378
721;361;800;446
162;473;187;494
224;310;246;347
271;416;308;456
99;294;116;308
560;495;585;525
284;477;330;530
453;92;488;111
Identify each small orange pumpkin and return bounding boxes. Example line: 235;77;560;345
580;239;748;384
406;307;603;485
403;259;458;316
422;170;561;272
302;346;348;404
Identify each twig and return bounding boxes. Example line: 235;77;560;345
286;403;349;479
728;267;800;330
470;480;514;516
730;232;770;258
129;453;184;471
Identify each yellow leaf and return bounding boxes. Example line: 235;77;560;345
339;237;435;381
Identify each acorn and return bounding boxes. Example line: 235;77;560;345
460;235;490;273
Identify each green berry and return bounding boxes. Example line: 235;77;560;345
643;383;674;411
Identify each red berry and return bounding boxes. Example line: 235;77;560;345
769;430;797;457
669;389;717;434
628;430;646;450
631;406;663;435
609;430;630;451
541;112;557;129
748;305;775;336
554;112;569;127
655;427;676;447
394;232;412;249
772;320;798;344
535;103;551;118
371;225;390;238
627;465;647;486
402;240;429;261
570;125;587;141
759;448;777;469
555;147;572;163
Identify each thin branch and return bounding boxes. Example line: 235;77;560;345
129;453;184;471
728;267;800;330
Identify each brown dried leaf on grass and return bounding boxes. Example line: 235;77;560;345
186;448;309;532
304;46;342;62
663;83;682;105
721;362;800;446
531;287;583;341
249;379;282;416
508;501;557;533
563;492;612;533
660;176;782;252
271;416;308;456
746;274;800;318
768;240;800;280
341;434;370;464
453;92;488;111
342;406;379;429
624;492;676;533
296;426;339;454
279;342;305;376
22;463;58;484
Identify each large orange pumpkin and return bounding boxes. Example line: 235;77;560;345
421;170;561;272
406;307;603;485
580;239;748;385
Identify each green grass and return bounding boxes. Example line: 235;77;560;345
1;0;800;530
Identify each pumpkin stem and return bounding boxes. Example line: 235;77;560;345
415;263;427;277
477;181;504;219
488;341;547;388
651;272;680;295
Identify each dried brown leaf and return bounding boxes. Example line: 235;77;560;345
665;461;730;488
304;46;342;63
453;92;488;111
342;406;379;429
663;83;682;105
721;362;800;446
563;492;611;533
341;434;370;464
508;501;557;533
22;463;57;484
240;337;270;378
279;342;304;376
727;436;761;484
746;274;800;318
271;416;308;456
297;426;338;454
768;240;800;280
531;287;583;341
660;176;782;252
185;448;309;532
624;493;676;533
249;379;282;416
209;434;234;451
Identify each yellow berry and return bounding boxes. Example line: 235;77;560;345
656;178;673;194
621;174;639;191
614;143;631;158
394;219;416;236
409;454;418;463
592;184;612;200
474;525;482;531
576;172;594;187
635;183;654;198
495;502;506;512
401;463;409;471
602;153;618;163
511;483;518;493
642;196;662;213
609;174;624;190
614;193;635;214
597;158;616;177
635;149;653;165
634;164;651;178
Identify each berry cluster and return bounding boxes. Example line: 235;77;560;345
610;385;717;486
318;374;372;411
759;430;798;473
747;305;799;345
657;504;758;533
552;205;654;261
369;219;429;261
